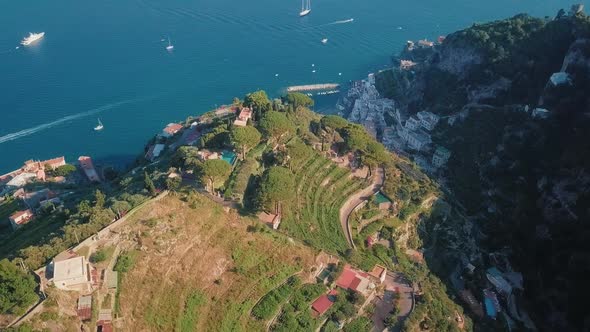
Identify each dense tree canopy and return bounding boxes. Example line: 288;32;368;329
284;92;314;110
258;111;295;144
0;259;38;315
49;164;77;177
230;126;262;159
171;146;201;169
199;125;229;149
257;166;295;211
244;90;272;119
321;115;349;131
342;124;372;152
199;159;232;193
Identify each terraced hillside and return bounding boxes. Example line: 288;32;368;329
280;151;368;254
116;192;318;332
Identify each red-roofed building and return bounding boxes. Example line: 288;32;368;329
335;265;375;296
369;265;387;284
162;123;183;138
311;294;334;316
233;108;253;127
9;209;34;230
437;36;446;44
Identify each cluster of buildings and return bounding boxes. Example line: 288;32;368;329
310;264;388;316
338;73;395;139
339;72;452;174
0;155;103;231
233;107;253;127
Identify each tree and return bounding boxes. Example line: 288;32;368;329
94;190;106;209
0;259;38;315
50;164;77;177
284;92;314;110
144;172;156;196
165;176;181;191
321;115;349;131
199;125;229;149
230;126;262;159
199;159;231;193
342;124;371;152
244;90;272;120
110;200;131;216
361;141;389;174
171;146;200;169
258;111;295;145
257;166;295;212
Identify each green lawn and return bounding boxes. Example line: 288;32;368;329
281;153;367;254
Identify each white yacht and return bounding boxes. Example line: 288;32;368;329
321;38;328;44
299;0;311;17
94;119;104;131
21;32;45;46
166;37;174;51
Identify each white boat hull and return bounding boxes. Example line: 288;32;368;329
299;9;311;17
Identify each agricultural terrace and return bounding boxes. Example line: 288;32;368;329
280;144;368;254
116;192;318;332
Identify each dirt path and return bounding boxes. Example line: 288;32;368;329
339;167;385;248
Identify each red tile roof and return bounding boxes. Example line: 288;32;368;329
335;266;357;289
311;295;334;315
164;123;183;135
10;210;34;224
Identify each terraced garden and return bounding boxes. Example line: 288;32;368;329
281;152;368;254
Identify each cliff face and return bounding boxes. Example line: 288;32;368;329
379;11;590;331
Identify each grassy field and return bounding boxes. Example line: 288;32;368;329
116;192;319;332
280;152;367;255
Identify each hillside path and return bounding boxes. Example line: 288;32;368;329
339;166;385;248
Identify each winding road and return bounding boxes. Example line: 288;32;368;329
339;167;385;248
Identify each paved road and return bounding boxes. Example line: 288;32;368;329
339;167;385;247
372;272;414;332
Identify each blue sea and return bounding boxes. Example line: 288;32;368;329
0;0;581;173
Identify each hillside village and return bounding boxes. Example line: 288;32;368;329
0;86;469;332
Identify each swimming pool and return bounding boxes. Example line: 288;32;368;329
221;150;237;166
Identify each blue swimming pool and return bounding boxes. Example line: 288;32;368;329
221;150;237;165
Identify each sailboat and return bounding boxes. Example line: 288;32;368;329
94;119;104;131
166;37;174;51
299;0;311;17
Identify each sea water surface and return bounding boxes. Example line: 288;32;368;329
0;0;581;173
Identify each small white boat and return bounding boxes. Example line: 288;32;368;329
166;37;174;51
299;0;311;16
312;70;316;73
321;38;328;44
94;119;104;131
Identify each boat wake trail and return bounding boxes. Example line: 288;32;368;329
328;18;354;25
0;98;144;145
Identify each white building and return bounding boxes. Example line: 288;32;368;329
432;146;452;168
549;72;571;86
417;111;440;131
53;256;91;291
402;129;432;151
405;117;420;131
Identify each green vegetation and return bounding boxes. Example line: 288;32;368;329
343;316;372;332
49;164;77;177
199;159;232;193
259;111;296;144
178;291;207;332
230;126;262;159
0;259;38;315
257;166;295;212
280;148;366;253
113;251;137;273
284;92;314;110
251;276;300;320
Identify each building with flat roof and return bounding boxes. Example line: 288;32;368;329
369;265;387;284
233;108;253;127
9;209;34;230
432;146;451;168
53;256;90;291
162;123;184;138
77;295;92;321
78;156;100;182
